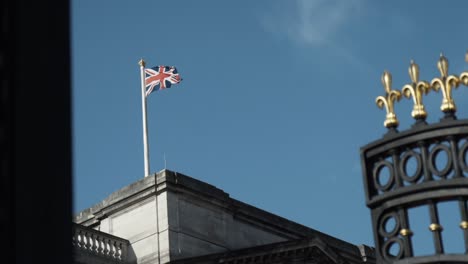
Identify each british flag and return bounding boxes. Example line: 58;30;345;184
144;66;181;96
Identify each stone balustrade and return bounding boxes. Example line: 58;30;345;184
72;223;129;263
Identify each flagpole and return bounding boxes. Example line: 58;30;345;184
139;59;150;177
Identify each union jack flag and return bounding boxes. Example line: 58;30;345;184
144;66;181;97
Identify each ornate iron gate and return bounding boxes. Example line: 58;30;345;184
361;53;468;263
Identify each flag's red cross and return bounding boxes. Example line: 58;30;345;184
144;66;181;96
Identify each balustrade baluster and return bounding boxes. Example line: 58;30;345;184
108;238;115;257
114;241;122;259
85;231;92;251
72;229;77;247
96;236;103;255
78;230;85;248
121;241;127;261
103;238;109;255
90;233;97;252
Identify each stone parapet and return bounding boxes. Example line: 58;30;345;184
73;223;131;264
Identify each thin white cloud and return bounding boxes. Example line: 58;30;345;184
262;0;363;46
261;0;372;73
296;0;362;45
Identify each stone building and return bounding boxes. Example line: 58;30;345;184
73;169;375;264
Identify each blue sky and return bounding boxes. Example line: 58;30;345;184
72;0;468;255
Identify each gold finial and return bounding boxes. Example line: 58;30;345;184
431;54;460;113
438;53;449;78
402;60;430;120
460;221;468;229
429;223;443;232
409;59;418;83
461;50;468;86
399;228;413;237
138;59;146;67
376;71;402;128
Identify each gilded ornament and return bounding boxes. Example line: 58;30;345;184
429;223;443;232
402;60;430;120
399;228;413;237
431;54;460;113
460;221;468;229
376;71;402;128
138;59;146;67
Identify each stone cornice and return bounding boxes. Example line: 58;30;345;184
170;237;374;264
74;175;156;225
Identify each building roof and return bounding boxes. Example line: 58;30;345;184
170;237;375;264
74;170;375;264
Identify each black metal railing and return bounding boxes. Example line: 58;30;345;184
361;119;468;263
